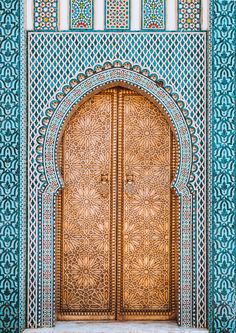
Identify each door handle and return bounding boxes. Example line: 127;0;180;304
99;174;109;198
125;174;135;196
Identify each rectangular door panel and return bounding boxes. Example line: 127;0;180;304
117;90;177;320
57;90;118;320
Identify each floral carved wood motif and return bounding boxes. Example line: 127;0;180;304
56;87;178;320
57;90;117;319
119;90;178;319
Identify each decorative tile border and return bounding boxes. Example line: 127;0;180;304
141;0;165;30
70;0;94;30
34;0;58;31
208;0;236;332
105;0;130;30
178;0;201;31
0;0;26;332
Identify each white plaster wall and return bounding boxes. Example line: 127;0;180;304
25;0;209;31
25;0;34;30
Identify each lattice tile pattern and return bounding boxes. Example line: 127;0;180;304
34;0;58;30
70;0;93;29
178;0;201;31
28;32;206;328
142;0;165;30
105;0;130;30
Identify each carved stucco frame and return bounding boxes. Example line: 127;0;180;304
35;63;196;327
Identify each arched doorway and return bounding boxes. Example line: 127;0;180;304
55;87;179;321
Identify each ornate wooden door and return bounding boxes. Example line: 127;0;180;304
117;89;178;320
56;88;178;321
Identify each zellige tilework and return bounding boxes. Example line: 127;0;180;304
105;0;130;30
142;0;165;30
178;0;201;31
0;0;26;332
34;0;58;30
208;0;236;332
28;32;207;328
70;0;93;30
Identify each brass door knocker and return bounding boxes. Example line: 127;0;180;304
99;174;109;198
125;174;135;197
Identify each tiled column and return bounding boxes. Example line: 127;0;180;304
0;0;26;332
208;0;236;332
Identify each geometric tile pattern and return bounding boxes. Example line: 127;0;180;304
105;0;130;30
28;32;207;329
208;1;236;333
0;0;26;333
142;0;165;30
70;0;93;29
178;0;201;31
34;0;58;30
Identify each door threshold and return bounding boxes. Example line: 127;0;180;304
24;321;209;333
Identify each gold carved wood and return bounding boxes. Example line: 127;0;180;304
57;91;118;320
56;87;178;321
117;90;177;320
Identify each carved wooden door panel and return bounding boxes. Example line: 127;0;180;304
56;90;118;320
117;90;178;320
56;88;178;321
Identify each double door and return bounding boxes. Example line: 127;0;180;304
56;87;178;321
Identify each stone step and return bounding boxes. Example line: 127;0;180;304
24;321;209;333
